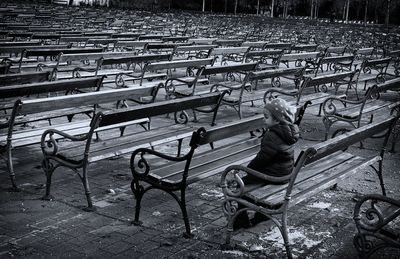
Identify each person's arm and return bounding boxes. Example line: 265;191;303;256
247;133;278;171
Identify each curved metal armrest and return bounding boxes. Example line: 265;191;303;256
220;165;291;198
130;147;190;178
322;96;365;117
211;82;242;92
263;88;298;103
73;66;98;73
41;129;89;156
354;194;400;232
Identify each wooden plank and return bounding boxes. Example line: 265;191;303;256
99;92;221;127
146;58;213;71
202;62;257;76
19;83;156;115
0;71;50;86
2;77;102;99
197;115;265;145
307;116;396;164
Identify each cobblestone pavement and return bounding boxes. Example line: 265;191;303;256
1;78;400;258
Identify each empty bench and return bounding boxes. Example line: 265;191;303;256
41;91;226;210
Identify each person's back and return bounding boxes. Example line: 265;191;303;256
234;98;300;229
246;98;299;181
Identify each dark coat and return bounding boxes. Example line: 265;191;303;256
247;122;300;179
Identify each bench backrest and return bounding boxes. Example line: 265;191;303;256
99;53;171;67
201;62;258;76
249;67;305;81
210;47;249;56
263;42;293;51
145;58;214;71
360;57;391;72
1;76;104;99
324;46;347;56
193;115;265;146
373;77;400;93
291;44;319;52
16;82;160;115
0;70;51;87
280;51;320;62
98;92;223;128
304;115;397;165
304;70;355;88
285;115;399;201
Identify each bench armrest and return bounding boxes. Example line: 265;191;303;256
322;96;365;117
354;194;400;232
41;128;89;156
130;147;191;179
263;88;298;104
72;66;98;78
220;165;291;198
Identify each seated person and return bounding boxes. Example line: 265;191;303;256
234;98;300;229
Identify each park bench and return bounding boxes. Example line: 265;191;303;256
119;57;214;87
322;77;400;142
291;44;319;53
263;42;293;53
352;47;375;69
279;51;321;69
72;53;171;85
244;49;283;70
264;71;356;117
241;41;269;51
0;61;11;74
313;54;355;76
385;49;400;78
355;57;392;92
0;69;54;87
168;62;258;101
209;47;250;65
40;91;225;210
250;66;305;89
324;45;347;56
353;194;400;258
213;39;244;47
173;45;217;60
187;38;218;45
129;115;271;237
220;112;399;259
0;76;110;190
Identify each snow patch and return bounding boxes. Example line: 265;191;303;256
152;211;162;216
307;201;331;209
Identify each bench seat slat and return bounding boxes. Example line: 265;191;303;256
148;138;260;185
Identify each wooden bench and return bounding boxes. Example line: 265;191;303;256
355;57;392;91
249;66;305;89
221;114;399;259
313;54;355;76
130;115;271;237
173;45;217;60
120;58;214;87
0;76;104;113
353;194;400;258
168;62;259;108
280;51;321;69
244;49;283;70
72;53;171;85
40;91;225;210
2;81;161;190
0;69;54;87
264;71;356;117
209;47;250;65
322;77;400;141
